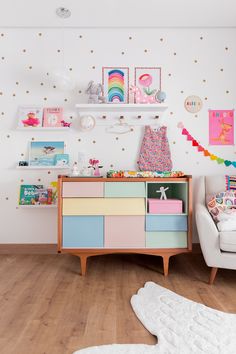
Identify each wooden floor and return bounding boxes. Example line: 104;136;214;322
0;253;236;354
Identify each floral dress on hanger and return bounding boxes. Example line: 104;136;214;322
138;125;172;172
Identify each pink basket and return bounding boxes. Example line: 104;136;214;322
148;199;183;214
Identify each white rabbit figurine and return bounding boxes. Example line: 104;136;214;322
85;81;106;104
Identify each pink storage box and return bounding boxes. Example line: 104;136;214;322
148;199;183;214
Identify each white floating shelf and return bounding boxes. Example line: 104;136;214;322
16;127;71;131
75;103;168;112
18;204;57;208
17;165;70;170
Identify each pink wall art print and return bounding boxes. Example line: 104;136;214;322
209;109;234;145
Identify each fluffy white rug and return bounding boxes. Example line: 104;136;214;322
73;282;236;354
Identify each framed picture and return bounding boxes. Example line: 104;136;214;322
18;106;43;128
102;67;129;104
134;67;161;103
43;107;63;128
209;110;234;145
29;141;65;166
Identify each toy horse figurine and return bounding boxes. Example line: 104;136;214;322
130;85;156;104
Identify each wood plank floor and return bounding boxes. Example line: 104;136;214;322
0;253;235;354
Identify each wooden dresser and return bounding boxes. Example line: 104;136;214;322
58;175;192;275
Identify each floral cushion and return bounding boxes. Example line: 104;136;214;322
206;191;236;222
226;175;236;191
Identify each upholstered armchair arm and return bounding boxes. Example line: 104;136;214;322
195;203;221;267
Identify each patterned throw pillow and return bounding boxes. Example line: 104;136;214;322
226;175;236;190
206;191;236;222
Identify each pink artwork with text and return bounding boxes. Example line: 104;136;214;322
209;109;234;145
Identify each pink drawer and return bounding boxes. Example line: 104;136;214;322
104;216;145;248
148;199;182;214
62;182;104;197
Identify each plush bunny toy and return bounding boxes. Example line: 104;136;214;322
85;81;106;104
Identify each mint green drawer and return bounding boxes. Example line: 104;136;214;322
146;231;187;248
104;182;145;198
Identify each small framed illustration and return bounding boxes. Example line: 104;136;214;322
209;109;234;145
43;107;63;128
18;106;43;128
102;67;129;104
134;67;161;103
29;141;65;166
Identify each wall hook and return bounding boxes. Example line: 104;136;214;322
154;115;159;119
137;115;142;119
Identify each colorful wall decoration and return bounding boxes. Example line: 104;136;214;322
209;109;234;145
184;96;203;113
102;67;129;103
178;122;236;168
134;67;161;103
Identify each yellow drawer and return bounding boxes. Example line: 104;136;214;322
62;198;145;216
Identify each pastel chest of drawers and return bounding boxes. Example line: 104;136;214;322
58;176;192;275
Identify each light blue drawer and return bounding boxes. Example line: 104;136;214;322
146;232;187;248
146;215;187;231
104;182;145;198
63;216;104;248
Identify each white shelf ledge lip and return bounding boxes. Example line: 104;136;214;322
75;103;168;112
16;127;71;131
16;165;70;170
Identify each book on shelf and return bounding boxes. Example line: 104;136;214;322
19;185;55;205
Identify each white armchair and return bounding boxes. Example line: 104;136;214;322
195;176;236;284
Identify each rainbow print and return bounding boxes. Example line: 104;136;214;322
108;69;125;102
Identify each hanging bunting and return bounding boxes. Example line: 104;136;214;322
177;122;235;168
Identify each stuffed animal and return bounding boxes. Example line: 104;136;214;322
85;81;106;104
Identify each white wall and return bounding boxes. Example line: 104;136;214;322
0;28;235;243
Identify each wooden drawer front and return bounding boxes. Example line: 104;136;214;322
146;215;187;231
63;198;145;216
104;182;145;198
62;216;104;248
105;216;145;248
146;232;187;248
62;182;104;198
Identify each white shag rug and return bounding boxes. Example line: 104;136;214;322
73;282;236;354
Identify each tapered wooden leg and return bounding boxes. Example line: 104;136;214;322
209;267;218;285
162;255;170;276
79;255;88;276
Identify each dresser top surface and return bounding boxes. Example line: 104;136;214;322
59;175;192;182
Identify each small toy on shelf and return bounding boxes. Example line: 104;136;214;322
155;90;166;103
156;186;169;200
71;162;80;176
85;81;106;104
88;158;103;176
18;161;28;166
60;120;71;128
130;85;156;104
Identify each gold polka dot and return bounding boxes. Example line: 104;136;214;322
64;98;68;102
93;140;96;144
173;52;177;56
1;112;4;115
69;68;72;71
194;60;198;63
226;90;229;94
53;85;56;89
129;36;132;40
196;162;199;165
121;51;125;55
38;32;42;36
40;82;44;86
1;57;5;60
22;49;26;52
78;139;81;142
204;97;208;100
195;114;198;118
48;171;51;174
220;68;224;72
21;153;24;156
44;97;47;101
26;90;29;94
57;49;61;53
200;36;203;40
180;90;184;94
203;79;206;83
144;49;148;53
38;178;41;182
79;35;83;38
12;93;16;97
46;72;49;76
116;137;119;140
122;148;125;151
29;66;32;69
168;73;172;77
131;128;134;132
90;50;94;53
6;197;9;200
173;141;176;144
16;82;19;85
78;90;82;94
20;179;24;183
185;151;189;154
170;112;173;115
92;66;95;69
6;135;10;138
1;33;4;37
225;47;229;51
0;92;3;95
110;164;114;168
31;137;35;141
160;38;163;41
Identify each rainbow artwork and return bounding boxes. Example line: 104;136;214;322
108;69;125;103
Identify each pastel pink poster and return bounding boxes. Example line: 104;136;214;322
209;109;234;145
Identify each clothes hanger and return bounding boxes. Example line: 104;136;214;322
106;116;134;134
